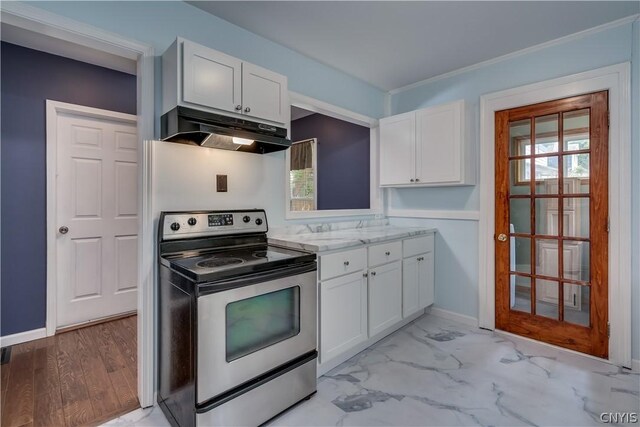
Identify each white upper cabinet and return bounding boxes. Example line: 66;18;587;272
379;100;474;186
379;112;415;186
241;62;287;124
182;41;242;113
162;38;288;125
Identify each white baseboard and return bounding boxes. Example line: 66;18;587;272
1;327;47;348
428;306;479;328
632;359;640;372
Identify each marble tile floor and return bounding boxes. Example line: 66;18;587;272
103;314;639;427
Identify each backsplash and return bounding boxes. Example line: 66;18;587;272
270;218;389;235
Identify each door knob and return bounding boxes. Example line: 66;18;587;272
244;107;251;113
59;226;69;234
497;233;508;242
235;105;242;111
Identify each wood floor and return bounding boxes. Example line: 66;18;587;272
1;315;139;427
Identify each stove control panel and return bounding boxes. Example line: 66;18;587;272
161;210;267;240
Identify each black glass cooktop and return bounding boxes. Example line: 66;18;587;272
163;245;316;283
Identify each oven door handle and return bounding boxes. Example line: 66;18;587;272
197;261;317;296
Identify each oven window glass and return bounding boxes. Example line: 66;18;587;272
226;286;300;362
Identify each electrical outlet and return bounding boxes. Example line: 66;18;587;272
216;174;228;192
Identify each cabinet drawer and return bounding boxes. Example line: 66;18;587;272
403;234;434;258
320;248;366;281
368;241;402;267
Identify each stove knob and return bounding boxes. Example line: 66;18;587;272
188;217;197;226
255;218;263;225
170;222;180;231
243;215;251;223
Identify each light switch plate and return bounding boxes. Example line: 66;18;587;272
216;174;228;192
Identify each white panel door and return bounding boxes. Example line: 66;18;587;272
55;107;138;328
182;40;242;113
368;261;402;336
320;271;367;363
416;101;462;184
241;62;287;124
379;112;415;186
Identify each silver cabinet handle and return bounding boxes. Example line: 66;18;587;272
385;251;391;256
410;179;415;182
417;256;424;261
371;271;376;276
363;272;368;278
235;105;242;111
344;261;350;266
244;107;251;113
415;178;420;182
59;226;69;234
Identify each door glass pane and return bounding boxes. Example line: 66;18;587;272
563;154;589;194
534;156;559;194
563;109;589;151
536;238;559;277
511;275;531;314
535;114;559;154
509;119;531;157
564;284;590;327
563;198;589;239
226;286;300;362
564;241;590;282
536;279;559;319
535;198;559;236
512;237;531;274
509;198;530;234
510;159;530;195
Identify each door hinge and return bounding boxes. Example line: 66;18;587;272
607;217;610;233
607;322;610;338
607;112;610;128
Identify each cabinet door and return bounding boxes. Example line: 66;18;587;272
320;271;367;363
380;112;415;186
368;261;402;336
416;100;463;184
182;41;242;113
402;257;421;317
241;62;287;124
418;251;435;308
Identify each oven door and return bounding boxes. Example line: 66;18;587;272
197;263;317;403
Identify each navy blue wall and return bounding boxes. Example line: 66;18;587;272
291;114;370;210
1;42;136;336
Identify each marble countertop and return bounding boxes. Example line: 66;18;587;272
268;225;436;252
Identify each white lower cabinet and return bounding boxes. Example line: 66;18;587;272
402;256;421;318
368;261;402;337
319;271;367;363
318;232;435;373
402;235;435;317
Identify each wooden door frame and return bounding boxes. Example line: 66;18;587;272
1;2;156;407
478;63;632;367
46;100;138;331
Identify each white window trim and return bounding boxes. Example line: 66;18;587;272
286;91;383;219
478;62;632;367
1;2;156;406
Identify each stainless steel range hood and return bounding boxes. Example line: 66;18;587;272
160;106;291;154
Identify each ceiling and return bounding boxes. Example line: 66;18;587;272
188;1;639;91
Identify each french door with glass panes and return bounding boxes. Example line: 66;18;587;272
495;91;609;358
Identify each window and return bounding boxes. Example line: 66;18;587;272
289;139;317;211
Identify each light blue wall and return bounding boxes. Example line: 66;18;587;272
29;1;386;120
389;22;639;359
